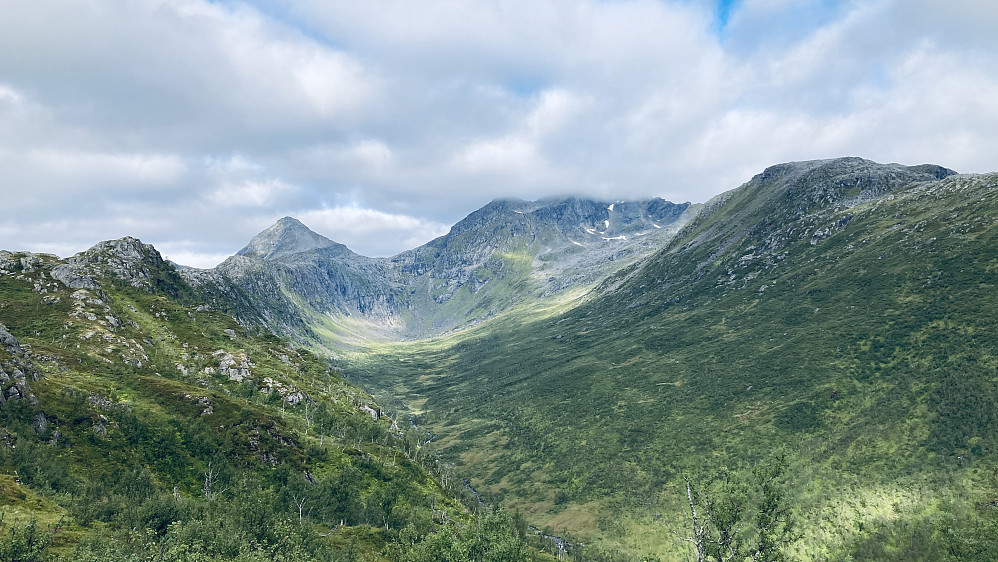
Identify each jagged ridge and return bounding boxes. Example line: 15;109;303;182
184;196;698;340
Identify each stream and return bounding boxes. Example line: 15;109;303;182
529;525;569;557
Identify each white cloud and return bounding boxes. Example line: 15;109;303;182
293;140;395;176
450;88;588;185
204;154;263;174
525;89;589;137
25;149;187;184
343;140;394;170
291;50;378;117
0;84;23;105
0;144;189;214
296;207;450;257
157;248;235;269
453;136;542;176
0;0;997;262
207;178;298;208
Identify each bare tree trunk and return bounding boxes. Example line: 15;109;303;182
684;476;707;562
203;461;219;499
292;493;308;525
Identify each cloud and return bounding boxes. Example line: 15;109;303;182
25;149;187;185
0;0;381;143
291;140;395;178
206;179;298;208
156;248;236;270
296;207;450;257
449;89;588;185
0;85;23;105
0;0;996;264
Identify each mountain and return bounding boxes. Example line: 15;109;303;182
344;158;998;559
7;156;998;560
236;216;344;260
389;197;695;335
182;197;697;342
0;239;538;560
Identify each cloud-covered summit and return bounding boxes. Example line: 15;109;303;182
2;0;997;267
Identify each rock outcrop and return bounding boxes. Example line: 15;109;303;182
51;237;183;294
0;324;39;405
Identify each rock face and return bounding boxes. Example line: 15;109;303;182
183;197;697;339
212;350;253;382
0;323;39;405
751;157;957;216
673;158;958;263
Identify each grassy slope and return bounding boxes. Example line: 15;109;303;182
0;250;541;559
344;170;998;560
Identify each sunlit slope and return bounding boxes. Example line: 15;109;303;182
0;240;535;560
345;159;998;559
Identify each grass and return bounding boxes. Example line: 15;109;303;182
341;170;998;559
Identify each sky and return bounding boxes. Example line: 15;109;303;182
1;0;997;267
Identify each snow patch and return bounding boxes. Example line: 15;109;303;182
652;223;661;229
584;227;596;234
608;203;614;211
604;220;610;229
571;240;584;247
602;235;627;241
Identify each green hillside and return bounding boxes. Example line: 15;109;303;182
344;160;998;560
0;241;537;560
6;158;998;561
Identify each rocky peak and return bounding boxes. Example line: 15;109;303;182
237;217;344;261
530;197;691;237
443;197;691;241
741;157;959;220
51;237;171;291
83;237;158;263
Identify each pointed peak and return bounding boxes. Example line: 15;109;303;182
274;216;307;228
237;217;341;260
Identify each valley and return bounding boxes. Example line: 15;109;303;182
341;159;998;559
3;157;998;560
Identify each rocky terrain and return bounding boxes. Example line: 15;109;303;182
181;197;697;342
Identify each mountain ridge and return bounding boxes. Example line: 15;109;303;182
180;195;697;341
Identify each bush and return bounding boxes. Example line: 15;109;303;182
0;517;51;562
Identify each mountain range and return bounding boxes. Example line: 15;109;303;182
3;156;998;560
180;196;696;344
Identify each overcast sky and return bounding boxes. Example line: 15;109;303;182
2;0;996;267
